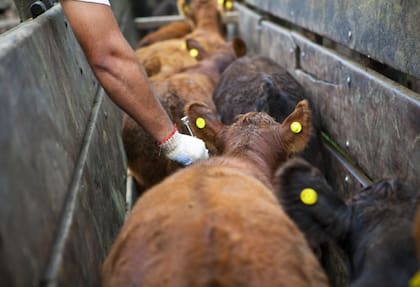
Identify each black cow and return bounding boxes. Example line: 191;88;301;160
213;55;325;173
274;157;419;287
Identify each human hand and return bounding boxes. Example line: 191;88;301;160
160;128;209;166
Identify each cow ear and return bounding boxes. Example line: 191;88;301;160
230;37;247;58
185;38;208;60
184;101;225;153
140;55;161;77
274;157;351;246
223;0;234;11
277;99;312;155
179;1;190;16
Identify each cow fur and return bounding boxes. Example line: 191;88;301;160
137;0;232;48
212;55;325;173
123;38;246;191
137;21;194;48
103;100;329;287
274;157;419;287
136;0;226;76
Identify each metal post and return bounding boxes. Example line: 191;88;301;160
12;0;54;20
12;0;34;20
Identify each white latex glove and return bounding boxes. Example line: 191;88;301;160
160;129;209;166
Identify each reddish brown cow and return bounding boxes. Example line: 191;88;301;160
123;38;246;190
136;0;226;77
136;1;192;49
136;21;194;49
136;38;199;77
136;0;233;48
103;100;330;287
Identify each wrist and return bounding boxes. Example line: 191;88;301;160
159;129;209;165
159;124;178;145
160;125;182;156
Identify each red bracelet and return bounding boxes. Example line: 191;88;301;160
159;124;178;145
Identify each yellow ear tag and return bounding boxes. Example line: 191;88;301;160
290;121;302;134
183;5;189;14
181;42;187;50
195;117;206;129
410;271;420;287
300;188;318;205
225;1;233;10
189;48;199;58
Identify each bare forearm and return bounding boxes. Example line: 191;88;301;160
92;49;173;142
60;1;173;142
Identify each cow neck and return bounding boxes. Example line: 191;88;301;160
196;52;236;85
194;10;220;33
211;152;277;190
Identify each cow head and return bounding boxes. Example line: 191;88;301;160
185;100;312;172
274;157;348;248
275;158;419;287
184;36;246;62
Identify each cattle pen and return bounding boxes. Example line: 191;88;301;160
0;0;419;286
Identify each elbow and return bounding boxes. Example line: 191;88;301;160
86;46;115;76
83;33;137;75
88;46;139;81
89;50;116;76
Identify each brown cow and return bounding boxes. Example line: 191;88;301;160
102;100;330;287
136;21;194;49
136;0;192;49
136;0;233;48
123;37;246;191
136;0;226;76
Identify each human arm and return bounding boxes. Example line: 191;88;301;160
59;0;208;164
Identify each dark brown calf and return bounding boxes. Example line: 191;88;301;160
123;38;246;191
103;100;329;287
213;55;325;172
275;158;419;287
